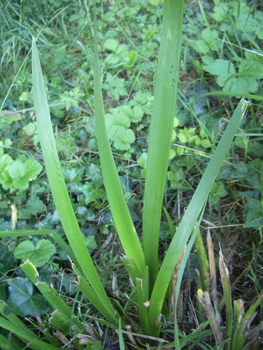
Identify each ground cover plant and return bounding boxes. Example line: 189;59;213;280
0;0;263;349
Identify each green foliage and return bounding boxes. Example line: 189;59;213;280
243;198;263;229
0;0;262;348
0;138;12;157
0;154;42;191
209;181;227;210
105;105;143;151
14;239;56;267
103;73;127;100
203;58;263;95
7;278;50;317
190;0;263;97
103;39;138;67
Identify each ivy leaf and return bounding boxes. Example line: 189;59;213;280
232;162;249;180
14;239;56;267
209;182;227;209
26;199;46;215
62;167;84;183
84;235;97;249
77;206;88;218
86;164;103;187
167;168;184;188
244;199;263;229
253;182;263;197
77;183;104;205
7;278;50;316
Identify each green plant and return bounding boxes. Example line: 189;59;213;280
190;0;263;99
0;153;42;192
0;0;252;348
195;230;263;350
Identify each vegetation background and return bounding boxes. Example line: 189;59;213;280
0;0;263;349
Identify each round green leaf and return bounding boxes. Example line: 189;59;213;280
103;39;119;52
8;160;28;190
24;158;43;181
14;239;56;267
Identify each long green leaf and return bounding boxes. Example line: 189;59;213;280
143;0;184;284
92;4;145;280
0;317;66;350
0;333;21;350
147;98;250;336
31;38;115;324
0;229;52;238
